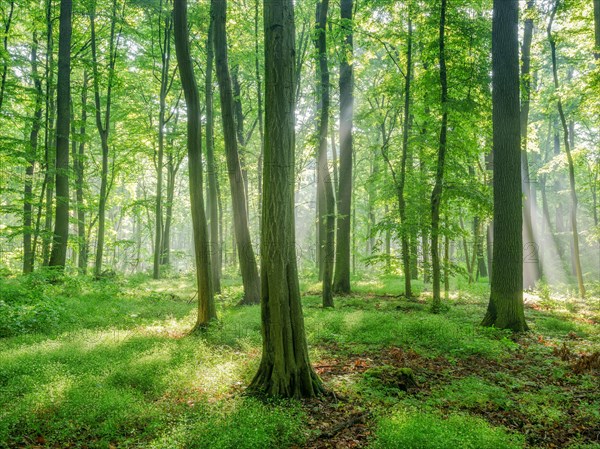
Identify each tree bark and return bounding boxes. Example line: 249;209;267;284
431;0;448;312
76;71;88;274
173;0;216;328
212;0;261;305
314;0;335;308
23;32;43;274
547;2;585;298
521;0;540;289
48;0;72;270
481;0;528;331
248;0;323;398
332;0;353;294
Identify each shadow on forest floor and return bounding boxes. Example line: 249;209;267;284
0;273;598;448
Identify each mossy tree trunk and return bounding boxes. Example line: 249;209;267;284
481;0;528;332
212;0;261;305
173;0;216;328
249;0;323;398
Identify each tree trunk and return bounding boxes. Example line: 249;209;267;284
481;0;527;332
212;0;261;305
431;0;448;313
547;2;585;298
23;32;43;274
398;14;413;297
521;0;540;289
314;0;335;307
594;0;599;59
0;1;14;111
90;0;119;278
204;15;221;292
153;7;173;279
48;0;72;270
76;71;88;274
173;0;216;328
254;0;264;227
248;0;323;398
332;0;353;294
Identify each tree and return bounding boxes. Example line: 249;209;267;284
430;0;448;312
332;0;353;294
547;0;585;299
481;0;528;332
248;0;323;398
173;0;216;328
314;0;335;307
205;11;221;293
594;0;599;60
48;0;72;269
212;0;261;305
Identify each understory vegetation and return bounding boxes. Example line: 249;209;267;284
1;273;598;449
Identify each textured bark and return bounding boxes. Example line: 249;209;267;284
481;0;528;332
547;2;585;298
212;0;260;305
520;0;539;289
314;0;335;308
431;0;448;313
23;32;43;274
332;0;353;294
248;0;323;398
173;0;216;328
48;0;72;269
205;15;221;292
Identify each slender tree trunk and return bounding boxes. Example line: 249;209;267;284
42;0;55;266
248;0;323;398
459;215;471;276
254;0;264;226
76;71;88;274
153;7;173;279
90;0;119;278
231;66;250;208
314;0;335;307
205;11;221;293
48;0;72;270
431;0;448;313
212;0;260;305
332;0;353;294
398;14;413;297
547;2;585;298
23;32;43;274
481;0;527;331
521;0;540;289
594;0;599;59
0;0;14;111
173;0;216;328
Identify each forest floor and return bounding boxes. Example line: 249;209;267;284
0;273;599;448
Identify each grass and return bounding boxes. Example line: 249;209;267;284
0;272;598;448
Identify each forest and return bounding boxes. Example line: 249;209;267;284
0;0;599;447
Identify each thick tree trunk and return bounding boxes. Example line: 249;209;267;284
431;0;448;313
23;32;43;274
521;0;540;289
547;3;585;298
314;0;335;308
481;0;527;332
173;0;216;328
332;0;353;294
212;0;260;305
48;0;72;269
248;0;323;398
